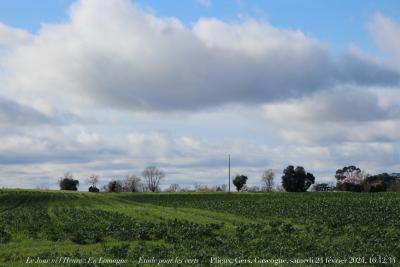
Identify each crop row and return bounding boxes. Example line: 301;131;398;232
1;191;400;264
121;193;400;227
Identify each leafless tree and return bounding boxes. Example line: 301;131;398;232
221;184;227;192
123;175;142;192
213;185;228;192
142;166;165;192
178;186;194;192
87;174;99;188
168;183;180;192
62;172;73;180
261;169;274;192
105;180;123;192
194;183;217;192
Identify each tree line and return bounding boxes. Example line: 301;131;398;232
58;164;400;193
59;166;165;192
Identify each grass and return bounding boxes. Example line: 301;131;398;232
0;190;399;266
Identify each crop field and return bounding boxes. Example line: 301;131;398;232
0;190;399;266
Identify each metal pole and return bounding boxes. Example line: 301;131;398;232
228;154;231;193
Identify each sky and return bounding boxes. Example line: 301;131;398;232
0;0;400;190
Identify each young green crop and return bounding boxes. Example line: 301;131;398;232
0;190;399;266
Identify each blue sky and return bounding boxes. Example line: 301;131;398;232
0;0;399;190
1;0;400;53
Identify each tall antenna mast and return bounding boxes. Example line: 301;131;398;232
228;154;231;193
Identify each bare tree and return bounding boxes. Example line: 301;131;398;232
194;184;210;192
221;184;227;192
142;166;165;192
105;180;123;192
123;175;142;192
87;174;99;188
212;184;228;192
168;183;180;192
261;169;274;192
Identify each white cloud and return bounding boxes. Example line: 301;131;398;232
0;0;398;113
264;87;394;123
369;13;400;68
1;120;399;189
0;22;31;46
196;0;212;7
263;86;400;144
0;97;55;126
1;1;400;189
193;18;321;57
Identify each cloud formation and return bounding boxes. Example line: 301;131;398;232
263;86;400;145
0;22;31;46
196;0;212;7
369;13;400;68
0;97;55;126
1;0;400;189
0;0;398;113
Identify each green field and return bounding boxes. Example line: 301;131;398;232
0;190;399;266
